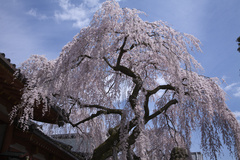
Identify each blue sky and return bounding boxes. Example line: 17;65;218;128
0;0;240;159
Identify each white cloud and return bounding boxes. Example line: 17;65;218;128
233;111;240;118
224;82;239;91
27;8;48;20
233;87;240;97
27;0;122;28
27;8;37;17
223;82;240;97
54;0;101;28
84;0;100;8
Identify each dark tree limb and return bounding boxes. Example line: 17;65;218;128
115;65;137;79
80;104;123;115
104;56;142;110
66;108;122;127
91;116;139;160
146;85;175;95
129;76;142;110
91;36;178;159
103;57;136;79
128;99;178;147
91;128;120;160
116;36;128;67
145;99;178;123
144;85;176;120
91;98;178;160
67;96;123;115
70;110;107;127
72;54;93;69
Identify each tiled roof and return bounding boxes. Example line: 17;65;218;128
0;52;17;73
28;122;86;160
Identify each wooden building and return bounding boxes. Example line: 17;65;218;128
0;53;82;160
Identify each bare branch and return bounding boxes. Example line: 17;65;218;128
71;110;106;126
103;57;114;69
116;36;128;67
81;104;123;115
104;54;143;110
147;85;175;96
72;54;93;68
67;96;123;115
144;84;176;120
145;99;178;123
68;107;122;127
103;57;137;79
116;65;137;78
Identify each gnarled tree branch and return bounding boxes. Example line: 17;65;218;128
80;104;123;115
144;85;176;120
145;99;178;123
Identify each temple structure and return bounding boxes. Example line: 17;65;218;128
0;53;83;160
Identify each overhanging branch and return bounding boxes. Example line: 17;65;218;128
68;96;123;115
67;108;122;127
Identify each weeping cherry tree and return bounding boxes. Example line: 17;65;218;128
10;0;240;159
